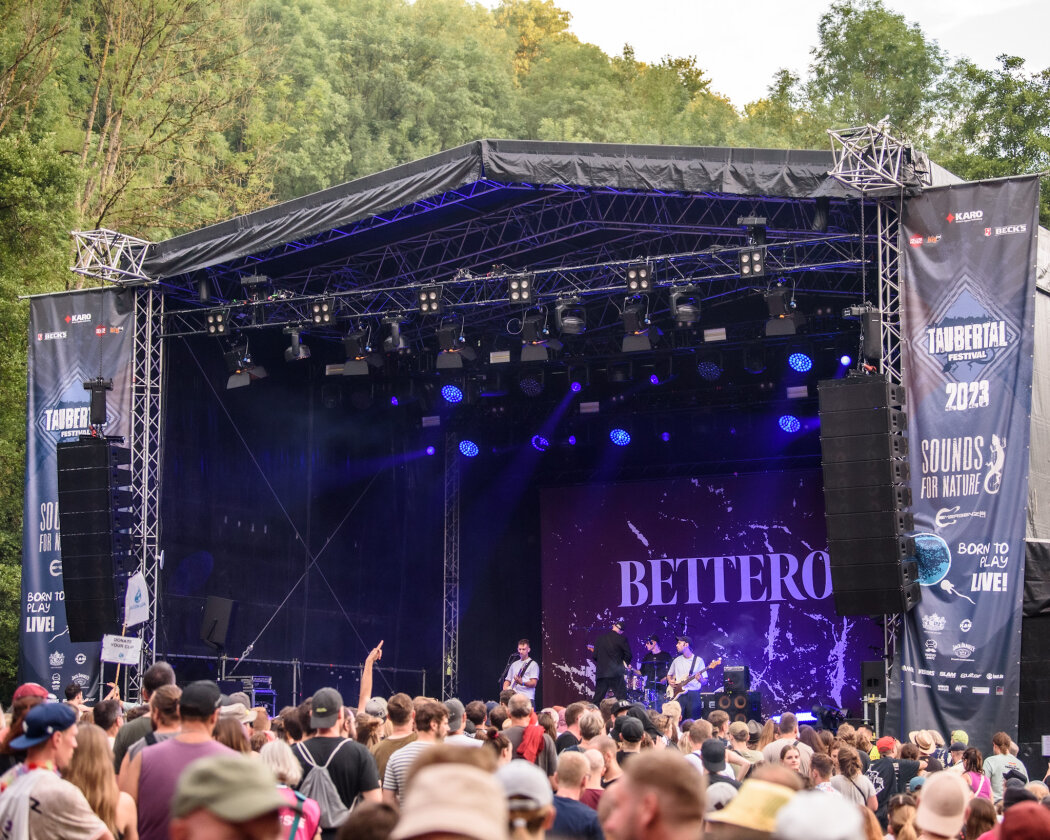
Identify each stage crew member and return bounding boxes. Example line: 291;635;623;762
504;638;540;701
590;619;632;704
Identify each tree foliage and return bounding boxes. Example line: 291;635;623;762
0;0;1046;691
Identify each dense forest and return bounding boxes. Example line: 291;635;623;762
1;0;1047;692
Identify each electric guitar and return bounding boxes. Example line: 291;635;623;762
666;658;721;699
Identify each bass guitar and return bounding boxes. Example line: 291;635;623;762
666;658;721;699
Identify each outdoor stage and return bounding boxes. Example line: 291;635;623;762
20;136;1050;773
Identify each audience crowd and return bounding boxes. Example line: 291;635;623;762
1;645;1049;840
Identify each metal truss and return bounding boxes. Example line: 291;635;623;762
828;124;931;194
441;430;461;699
72;229;152;286
128;287;164;699
877;201;905;385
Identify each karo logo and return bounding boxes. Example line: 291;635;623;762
952;643;976;661
946;210;983;223
65;313;91;324
48;651;65;667
922;613;946;632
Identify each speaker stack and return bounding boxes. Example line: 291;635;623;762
56;437;133;642
714;690;763;723
818;374;920;616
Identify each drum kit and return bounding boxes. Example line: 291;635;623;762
626;672;663;709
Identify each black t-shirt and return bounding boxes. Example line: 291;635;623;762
550;796;604;840
639;651;671;682
556;731;580;753
295;736;380;835
866;757;920;828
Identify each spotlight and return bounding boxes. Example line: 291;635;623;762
531;435;550;452
459;440;479;457
555;298;586;335
625;263;652;292
425;445;436;456
609;428;631;447
840;354;853;366
570;381;582;393
778;415;801;433
441;384;464;404
508;274;533;304
787;352;813;373
284;328;311;362
521;312;558;362
206;310;229;335
383;318;409;353
660;432;671;442
519;371;545;397
343;328;382;376
224;338;267;390
311;298;334;325
764;285;805;337
738;216;767;278
567;366;589;393
567;435;577;446
418;285;444;315
621;298;651;353
696;352;723;382
670;286;701;327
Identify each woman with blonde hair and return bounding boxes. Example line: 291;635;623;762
65;723;138;840
756;719;777;751
259;739;321;840
887;802;919;840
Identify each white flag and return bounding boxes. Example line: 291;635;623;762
124;571;149;628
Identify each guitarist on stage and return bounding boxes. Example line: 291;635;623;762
666;635;708;719
503;638;540;701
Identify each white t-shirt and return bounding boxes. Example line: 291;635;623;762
504;658;539;701
667;653;707;692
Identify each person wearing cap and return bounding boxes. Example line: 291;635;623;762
866;735;921;830
445;698;483;748
590;620;632;705
697;739;743;796
946;740;967;774
169;753;288;840
504;639;541;702
549;751;603;839
615;717;645;767
124;680;237;840
0;702;113;839
665;636;708;720
601;749;705;840
912;771;969;840
384;761;509;840
295;686;380;838
637;636;671;694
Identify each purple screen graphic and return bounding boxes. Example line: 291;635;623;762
540;470;882;715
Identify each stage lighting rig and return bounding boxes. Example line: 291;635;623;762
738;216;767;278
555;298;586;336
520;311;561;362
383;318;410;354
206;309;229;335
224;337;267;390
625;262;652;292
621;296;652;353
311;298;334;325
436;321;477;370
670;286;700;327
764;283;805;337
508;274;533;304
418;285;445;315
283;327;311;362
343;326;383;376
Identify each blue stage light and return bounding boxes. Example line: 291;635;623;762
788;352;813;373
390;396;399;406
425;445;435;456
459;440;479;457
567;435;577;446
570;380;582;393
531;435;550;452
778;414;801;433
609;428;631;446
649;374;660;386
697;360;722;381
840;354;852;366
441;384;464;403
661;432;671;442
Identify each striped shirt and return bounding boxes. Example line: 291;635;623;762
382;741;432;804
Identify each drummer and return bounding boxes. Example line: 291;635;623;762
638;634;672;687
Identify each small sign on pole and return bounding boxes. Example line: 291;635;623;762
101;634;143;665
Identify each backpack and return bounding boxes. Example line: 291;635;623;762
295;739;350;829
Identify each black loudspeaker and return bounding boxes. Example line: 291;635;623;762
57;438;133;642
818;374;919;616
715;690;762;722
201;596;235;650
861;660;887;698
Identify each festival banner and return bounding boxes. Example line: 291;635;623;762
540;471;883;715
896;178;1039;745
22;289;134;698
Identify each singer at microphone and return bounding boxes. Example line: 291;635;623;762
502;639;539;701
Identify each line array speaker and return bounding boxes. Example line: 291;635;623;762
57;438;133;642
818;374;920;616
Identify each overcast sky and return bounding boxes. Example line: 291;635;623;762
476;0;1050;109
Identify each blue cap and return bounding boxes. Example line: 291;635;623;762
11;702;76;749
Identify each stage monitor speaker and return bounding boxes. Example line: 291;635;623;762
56;438;133;642
861;660;886;698
724;665;751;693
201;596;235;650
